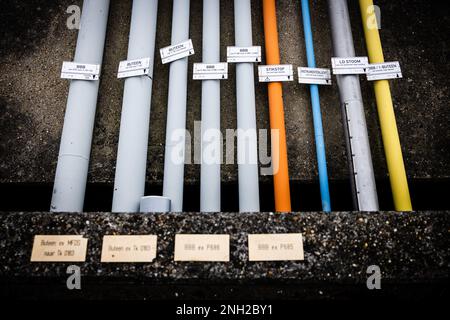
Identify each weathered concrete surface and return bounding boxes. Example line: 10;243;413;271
0;0;448;185
0;211;448;299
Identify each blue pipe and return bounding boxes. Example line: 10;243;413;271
301;0;331;212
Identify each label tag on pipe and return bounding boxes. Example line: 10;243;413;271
61;62;100;81
366;61;402;81
117;57;151;79
298;67;332;85
193;63;228;80
258;64;294;82
160;39;195;64
227;46;262;63
331;57;369;75
248;234;304;262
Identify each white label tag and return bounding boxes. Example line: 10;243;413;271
366;61;402;81
331;57;369;75
227;46;262;63
61;62;100;81
258;64;294;82
160;39;195;64
193;63;228;80
298;67;332;85
117;57;151;79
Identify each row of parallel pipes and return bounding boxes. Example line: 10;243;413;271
51;0;412;213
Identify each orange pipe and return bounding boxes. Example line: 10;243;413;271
263;0;291;212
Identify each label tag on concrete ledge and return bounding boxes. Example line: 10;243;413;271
298;67;332;85
366;61;402;81
100;235;157;263
248;234;304;262
193;63;228;80
30;235;88;262
174;234;230;262
117;57;151;79
160;39;195;64
331;57;369;75
258;64;294;82
227;46;262;63
61;62;100;81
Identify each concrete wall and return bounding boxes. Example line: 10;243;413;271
0;0;448;186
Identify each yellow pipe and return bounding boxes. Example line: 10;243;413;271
359;0;412;211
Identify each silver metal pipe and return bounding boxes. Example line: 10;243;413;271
328;0;379;211
50;0;110;212
112;0;159;212
234;0;260;212
200;0;221;212
162;0;191;212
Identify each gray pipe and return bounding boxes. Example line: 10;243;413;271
112;0;159;212
162;0;190;212
140;196;171;213
200;0;221;212
234;0;260;212
50;0;110;212
328;0;379;211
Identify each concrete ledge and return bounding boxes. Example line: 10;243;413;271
0;211;448;299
